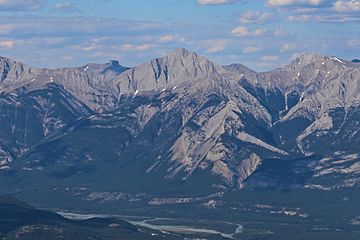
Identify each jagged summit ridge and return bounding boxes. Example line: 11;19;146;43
0;57;39;86
114;48;224;94
2;49;360;200
0;57;128;111
241;52;359;92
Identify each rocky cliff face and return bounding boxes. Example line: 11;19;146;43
114;48;225;94
0;57;128;111
1;49;360;203
0;84;91;169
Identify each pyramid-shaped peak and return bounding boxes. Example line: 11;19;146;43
298;52;323;58
164;48;202;63
114;48;223;94
294;53;324;64
161;48;220;76
170;48;197;57
163;48;218;69
285;53;326;69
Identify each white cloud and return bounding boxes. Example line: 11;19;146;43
81;39;102;51
53;2;76;11
270;0;360;23
81;46;97;51
348;39;360;46
287;14;312;21
159;34;176;42
0;40;14;49
206;39;229;53
197;0;239;5
243;46;262;54
261;55;279;62
267;0;328;7
0;16;169;38
238;11;273;24
0;0;45;11
280;43;296;52
291;7;320;13
273;29;290;36
231;26;266;37
121;44;154;51
287;13;360;22
0;24;13;34
333;0;360;12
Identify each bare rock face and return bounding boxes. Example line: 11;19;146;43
0;84;91;169
0;57;40;89
242;54;360;121
237;153;262;188
114;48;224;94
0;58;128;111
1;48;360;199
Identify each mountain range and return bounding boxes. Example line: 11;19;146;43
1;48;360;212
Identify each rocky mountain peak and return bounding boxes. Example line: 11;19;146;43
0;56;36;86
281;53;328;74
289;53;355;70
115;48;223;94
105;60;129;74
3;49;360;206
293;53;323;65
169;47;195;58
0;56;14;65
109;60;120;66
254;53;356;93
223;63;255;72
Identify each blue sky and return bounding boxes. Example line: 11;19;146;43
0;0;359;71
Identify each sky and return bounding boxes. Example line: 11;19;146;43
0;0;359;71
